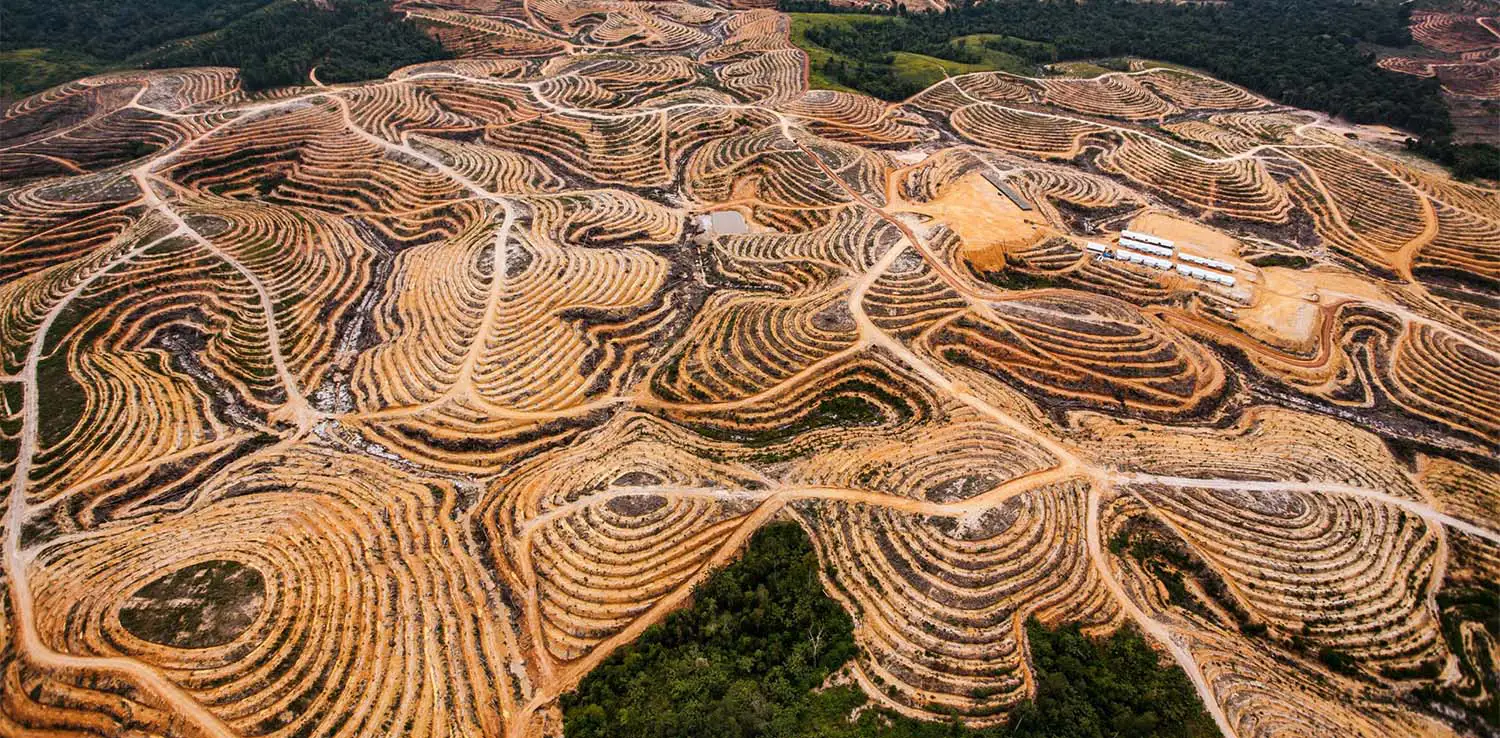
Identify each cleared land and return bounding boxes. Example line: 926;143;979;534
1;1;1498;738
1380;8;1500;146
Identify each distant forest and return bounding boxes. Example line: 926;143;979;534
562;522;1217;738
783;0;1499;180
1;0;448;96
3;0;279;59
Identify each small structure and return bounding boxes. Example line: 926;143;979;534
1121;229;1174;248
1178;251;1236;273
1116;248;1171;269
1102;233;1241;290
1174;262;1238;287
982;171;1033;211
1119;237;1174;258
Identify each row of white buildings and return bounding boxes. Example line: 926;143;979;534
1086;230;1238;287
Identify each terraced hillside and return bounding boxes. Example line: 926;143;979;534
2;1;1498;737
1380;4;1500;146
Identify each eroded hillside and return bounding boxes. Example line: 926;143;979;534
2;1;1497;737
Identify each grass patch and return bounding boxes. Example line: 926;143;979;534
789;13;895;93
0;48;110;98
790;13;1035;98
953;33;1053;72
887;51;1004;89
1247;253;1313;270
1048;60;1118;78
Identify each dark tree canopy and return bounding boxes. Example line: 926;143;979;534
147;0;449;90
2;0;449;96
2;0;279;59
787;0;1442;132
561;521;1218;738
782;0;1496;179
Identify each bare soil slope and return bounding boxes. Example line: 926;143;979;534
2;2;1498;738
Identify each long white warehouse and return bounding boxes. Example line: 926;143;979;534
1174;263;1238;287
1119;237;1174;257
1179;251;1236;272
1119;248;1171;269
1121;230;1174;248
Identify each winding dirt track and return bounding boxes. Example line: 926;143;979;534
2;1;1499;737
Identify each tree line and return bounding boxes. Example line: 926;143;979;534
784;0;1497;180
147;0;449;90
2;0;449;95
3;0;277;60
562;521;1217;738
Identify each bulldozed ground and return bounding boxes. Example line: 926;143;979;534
1379;6;1500;145
2;1;1498;737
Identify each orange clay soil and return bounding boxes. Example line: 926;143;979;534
892;170;1050;272
1;3;1497;738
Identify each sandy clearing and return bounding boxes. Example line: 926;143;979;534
892;171;1049;271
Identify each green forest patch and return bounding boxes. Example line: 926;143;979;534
2;0;448;97
562;521;1216;738
790;14;1033;98
0;48;111;99
789;13;897;93
781;0;1497;180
